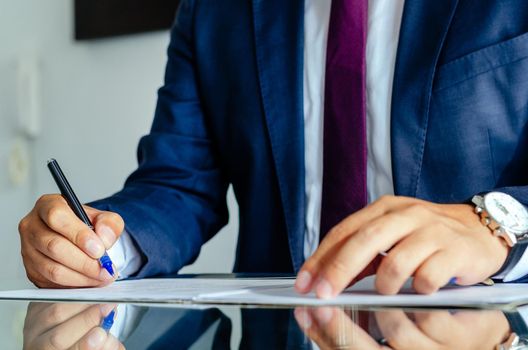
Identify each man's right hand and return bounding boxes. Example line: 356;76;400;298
24;302;124;350
18;194;124;288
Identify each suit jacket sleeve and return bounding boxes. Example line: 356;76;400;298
90;0;229;278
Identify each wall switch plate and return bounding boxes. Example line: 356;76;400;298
17;56;41;139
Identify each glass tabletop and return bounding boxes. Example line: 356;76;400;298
4;299;528;349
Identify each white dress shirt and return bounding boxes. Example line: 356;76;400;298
111;0;528;282
303;0;402;259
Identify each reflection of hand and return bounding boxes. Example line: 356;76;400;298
295;196;509;297
375;309;510;349
23;302;125;350
295;307;387;350
294;307;511;350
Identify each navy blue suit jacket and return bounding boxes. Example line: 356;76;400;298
92;0;528;278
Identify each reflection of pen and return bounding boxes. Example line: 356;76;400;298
101;309;116;333
47;158;115;277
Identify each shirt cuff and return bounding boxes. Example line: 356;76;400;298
107;229;144;279
494;246;528;282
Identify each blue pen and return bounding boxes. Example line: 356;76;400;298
101;309;116;333
47;159;115;277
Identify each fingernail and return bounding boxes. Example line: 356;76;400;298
99;268;114;281
86;239;104;257
314;307;334;325
98;225;115;248
448;277;457;285
294;308;313;330
87;328;107;349
295;271;312;292
315;279;334;299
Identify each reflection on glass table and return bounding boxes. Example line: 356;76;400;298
20;302;528;349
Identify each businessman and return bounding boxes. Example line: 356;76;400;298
18;0;528;297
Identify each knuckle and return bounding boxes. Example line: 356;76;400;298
414;272;438;294
47;330;65;350
326;225;344;239
20;249;27;261
36;194;61;208
378;195;395;203
45;304;66;324
384;320;407;343
35;194;50;206
75;228;95;247
18;217;30;235
416;313;437;332
405;203;430;217
32;278;46;289
47;264;65;284
46;206;68;229
45;237;63;257
327;257;350;277
382;256;406;279
109;212;124;227
83;307;103;327
26;271;38;284
356;226;377;244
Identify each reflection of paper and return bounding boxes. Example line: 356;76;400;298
2;277;528;308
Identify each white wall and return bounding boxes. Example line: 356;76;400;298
0;0;238;291
0;1;238;347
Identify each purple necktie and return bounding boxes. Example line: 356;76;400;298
320;0;368;239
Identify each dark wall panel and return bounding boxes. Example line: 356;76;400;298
75;0;180;40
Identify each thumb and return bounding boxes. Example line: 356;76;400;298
85;206;125;249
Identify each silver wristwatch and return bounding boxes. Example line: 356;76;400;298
472;192;528;247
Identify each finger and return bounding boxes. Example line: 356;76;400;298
295;196;410;293
413;310;461;344
294;307;381;350
36;195;106;259
375;310;440;349
25;303;93;342
27;246;111;288
375;229;441;295
70;327;107;350
24;265;64;289
100;334;121;350
29;220;113;282
21;242;71;289
311;206;431;299
450;310;511;348
413;250;462;294
36;304;114;350
85;208;124;250
72;326;124;350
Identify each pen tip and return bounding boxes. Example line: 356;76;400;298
47;158;56;165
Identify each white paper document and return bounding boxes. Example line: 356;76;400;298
2;277;528;308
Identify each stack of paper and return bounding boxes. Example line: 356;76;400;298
2;277;528;308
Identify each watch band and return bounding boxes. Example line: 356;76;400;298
494;242;528;280
504;310;528;339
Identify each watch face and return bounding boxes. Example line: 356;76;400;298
484;192;528;234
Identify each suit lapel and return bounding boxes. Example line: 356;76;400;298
252;0;305;271
391;0;459;197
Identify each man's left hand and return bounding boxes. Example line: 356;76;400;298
295;195;509;297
